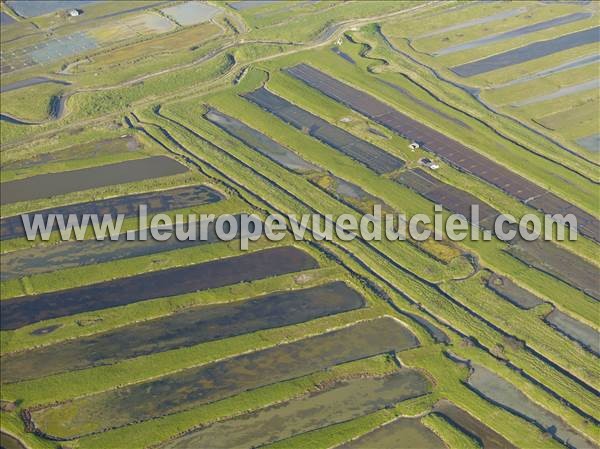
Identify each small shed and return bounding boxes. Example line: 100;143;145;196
419;157;439;170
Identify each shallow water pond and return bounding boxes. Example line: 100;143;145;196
161;371;431;449
1;246;317;330
31;317;419;439
2;282;364;383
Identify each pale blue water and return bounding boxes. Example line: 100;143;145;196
7;1;101;18
161;1;219;26
30;31;98;64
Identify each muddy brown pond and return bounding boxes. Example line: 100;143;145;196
338;416;445;449
486;273;544;310
433;399;517;449
0;156;187;205
160;371;431;449
0;431;26;449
